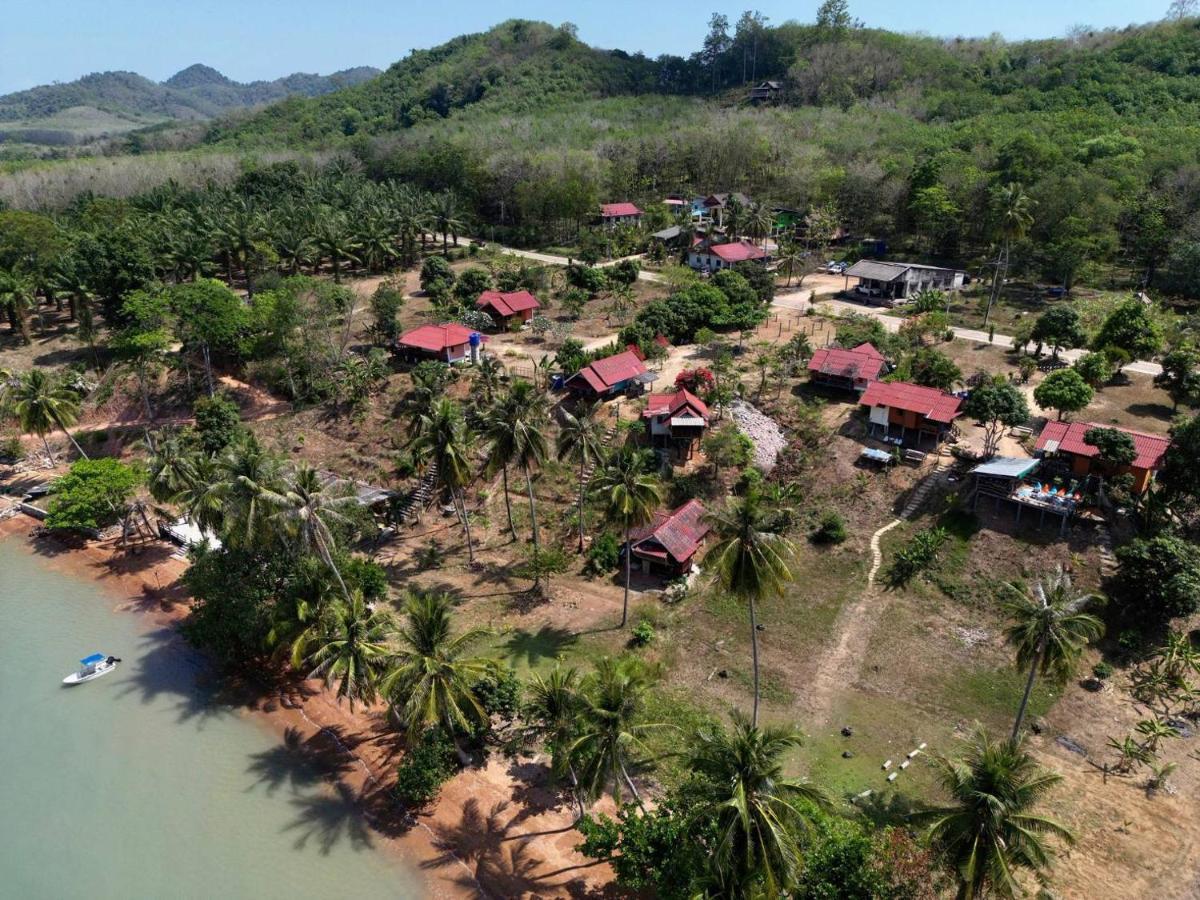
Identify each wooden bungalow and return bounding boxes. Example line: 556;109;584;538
1034;421;1169;495
686;239;768;273
807;343;886;394
859;381;963;446
643;388;709;459
476;290;540;329
397;323;483;363
600;202;643;227
627;499;710;578
565;348;655;400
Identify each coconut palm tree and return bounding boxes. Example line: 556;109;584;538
410;398;477;563
293;590;395;711
312;210;361;284
380;591;493;751
983;183;1035;327
924;726;1073;900
485;380;549;570
556;401;607;553
433;191;466;255
570;656;665;804
591;449;664;628
201;435;283;548
142;429;201;505
704;488;797;727
473;356;506;409
688;713;830;897
8;369;86;462
523;663;587;818
263;463;360;601
0;269;35;345
1002;569;1103;740
776;242;806;287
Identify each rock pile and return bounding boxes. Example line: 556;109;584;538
730;400;788;471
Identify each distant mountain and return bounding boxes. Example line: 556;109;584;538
0;64;381;145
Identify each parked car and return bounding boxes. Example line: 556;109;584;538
825;261;847;275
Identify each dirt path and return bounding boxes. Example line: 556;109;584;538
806;518;902;724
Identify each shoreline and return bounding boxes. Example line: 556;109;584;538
0;515;612;900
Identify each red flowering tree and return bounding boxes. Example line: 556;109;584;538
675;368;715;394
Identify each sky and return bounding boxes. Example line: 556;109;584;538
0;0;1170;95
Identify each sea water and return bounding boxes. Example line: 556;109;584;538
0;537;423;899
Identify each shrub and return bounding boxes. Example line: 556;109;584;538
585;532;621;575
0;434;22;460
1114;535;1200;623
811;510;848;545
193;393;242;456
629;622;656;647
1092;661;1114;680
472;667;522;723
886;526;948;586
44;458;142;533
394;728;456;807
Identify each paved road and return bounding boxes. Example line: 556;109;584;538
772;288;1164;377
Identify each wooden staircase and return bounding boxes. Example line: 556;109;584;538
396;461;438;526
900;463;951;520
573;425;618;511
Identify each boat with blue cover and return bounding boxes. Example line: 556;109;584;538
62;652;120;685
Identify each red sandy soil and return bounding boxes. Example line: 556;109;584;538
0;515;615;899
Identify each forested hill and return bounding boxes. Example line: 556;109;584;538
0;63;380;144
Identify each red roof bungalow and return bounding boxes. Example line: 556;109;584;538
628;499;711;578
1035;421;1170;495
687;239;769;273
565;348;652;399
397;323;483;364
600;202;643;227
860;381;963;446
808;343;886;394
476;290;540;329
644;389;709;459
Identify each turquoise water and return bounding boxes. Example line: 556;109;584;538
0;537;422;899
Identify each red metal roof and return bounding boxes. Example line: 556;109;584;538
631;499;710;565
398;323;478;352
643;388;710;420
1035;421;1170;471
570;349;647;394
808;343;886;383
476;290;540;317
705;241;767;263
601;202;642;218
860;381;963;423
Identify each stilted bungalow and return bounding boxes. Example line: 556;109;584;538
807;343;886;394
565;348;655;400
627;499;710;578
643;388;710;460
476;290;540;330
859;381;963;447
1034;421;1169;495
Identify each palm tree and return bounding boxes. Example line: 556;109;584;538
688;713;830;897
263;464;360;601
433;191;466;255
380;591;493;753
591;449;664;628
143;429;200;505
312;210;361;284
485;381;549;569
9;369;86;462
747;202;775;250
473;356;506;409
983;184;1035;327
556;402;607;552
0;269;35;345
776;242;805;287
924;727;1073;900
201;435;282;548
704;488;797;727
1002;569;1103;740
570;656;665;804
293;590;395;711
410;398;477;563
523;663;587;818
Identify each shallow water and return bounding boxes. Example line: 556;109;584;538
0;537;422;899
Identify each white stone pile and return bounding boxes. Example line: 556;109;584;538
730;400;788;471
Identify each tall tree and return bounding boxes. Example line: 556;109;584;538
591;449;664;628
983;184;1035;327
704;489;797;726
556;401;607;553
1002;570;1103;740
411;398;477;563
688;714;830;897
924;727;1074;899
380;591;492;746
293;590;395;711
264;464;360;601
8;369;86;462
523;663;587;817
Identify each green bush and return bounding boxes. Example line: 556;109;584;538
585;532;621;575
472;666;522;722
629;622;656;647
1092;660;1114;680
44;458;142;533
886;526;949;586
810;511;848;545
394;728;456;807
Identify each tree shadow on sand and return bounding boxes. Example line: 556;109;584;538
283;780;376;855
503;625;579;667
245;725;358;796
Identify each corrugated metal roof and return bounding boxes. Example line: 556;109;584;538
860;381;963;423
630;499;710;564
569;349;647;393
971;457;1041;478
643;388;710;420
808;344;886;382
845;260;910;281
477;290;540;317
398;323;477;352
1035;421;1170;471
601;202;642;217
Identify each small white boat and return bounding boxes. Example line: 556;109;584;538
63;653;120;685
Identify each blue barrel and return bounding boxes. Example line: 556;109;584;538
469;332;482;347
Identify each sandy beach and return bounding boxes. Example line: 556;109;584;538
0;514;614;899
